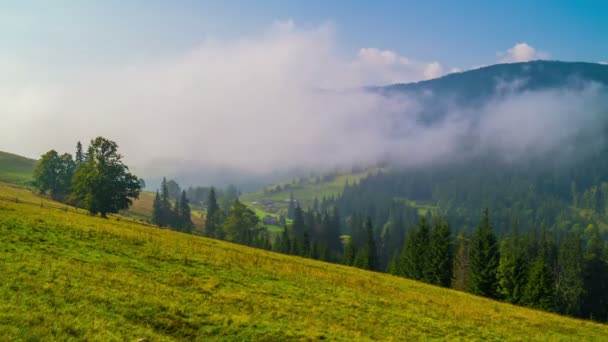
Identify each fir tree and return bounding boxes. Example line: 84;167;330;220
428;217;453;287
556;232;585;316
497;224;528;303
205;187;220;238
152;190;163;226
452;231;471;291
469;209;500;298
179;190;193;233
582;225;608;321
343;237;355;265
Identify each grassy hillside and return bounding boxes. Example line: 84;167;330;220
0;151;36;185
1;183;607;340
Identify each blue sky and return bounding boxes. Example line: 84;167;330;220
1;0;607;70
2;1;608;167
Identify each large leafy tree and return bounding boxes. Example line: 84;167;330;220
33;150;75;200
71;137;141;217
223;199;262;244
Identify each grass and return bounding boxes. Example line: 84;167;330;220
1;183;607;340
0;151;36;185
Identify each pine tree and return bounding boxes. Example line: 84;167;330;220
292;204;306;254
399;217;430;281
287;192;296;219
364;217;378;271
152;190;163;226
75;141;84;164
205;187;220;238
497;224;528;303
581;225;608;321
343;237;355;265
523;253;556;312
160;177;172;226
179;190;193;233
428;217;453;287
452;231;471;291
556;232;585;316
469;209;500;298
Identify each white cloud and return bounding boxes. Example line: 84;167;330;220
352;48;445;85
599;61;608;65
497;43;549;63
1;22;605;183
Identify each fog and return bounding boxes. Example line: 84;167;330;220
2;22;607;186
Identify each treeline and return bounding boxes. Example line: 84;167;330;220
262;189;608;321
382;209;608;321
33;137;141;217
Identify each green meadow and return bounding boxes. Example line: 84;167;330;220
1;183;607;341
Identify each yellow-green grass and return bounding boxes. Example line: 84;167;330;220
1;185;607;341
0;151;36;185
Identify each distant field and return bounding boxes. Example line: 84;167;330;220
1;183;607;340
0;151;36;185
241;169;376;215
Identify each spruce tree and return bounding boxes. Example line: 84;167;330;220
428;217;453;287
75;141;84;164
556;232;585;316
364;217;378;271
581;226;608;321
205;187;220;238
152;190;163;226
497;225;528;303
287;192;296;219
179;190;193;233
452;231;471;291
469;209;500;298
343;237;355;265
160;177;172;226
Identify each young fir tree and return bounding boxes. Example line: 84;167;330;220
428;217;453;287
398;217;430;281
452;231;471;291
364;217;378;270
556;231;585;317
581;225;608;321
75;141;84;164
159;177;172;226
287;191;296;220
292;204;306;255
469;209;500;298
497;224;528;304
205;187;220;238
522;245;556;312
152;190;163;226
343;237;356;266
179;190;193;233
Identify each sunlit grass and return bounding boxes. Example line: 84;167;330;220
1;183;607;341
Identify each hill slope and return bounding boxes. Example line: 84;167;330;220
1;183;606;340
0;151;36;185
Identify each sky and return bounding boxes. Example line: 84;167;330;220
2;1;608;182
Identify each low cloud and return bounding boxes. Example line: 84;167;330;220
497;42;549;63
1;22;605;185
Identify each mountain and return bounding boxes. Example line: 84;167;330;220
1;182;607;340
380;61;608;123
0;151;36;185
